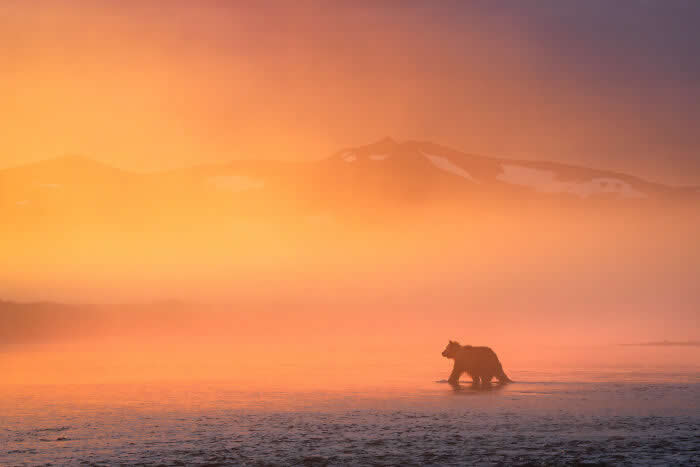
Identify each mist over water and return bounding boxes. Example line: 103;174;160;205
3;183;698;464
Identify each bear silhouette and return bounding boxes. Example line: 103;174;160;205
441;340;512;387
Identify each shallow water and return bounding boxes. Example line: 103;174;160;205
2;370;699;466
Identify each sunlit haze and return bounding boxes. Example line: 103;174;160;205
3;3;700;465
1;0;699;426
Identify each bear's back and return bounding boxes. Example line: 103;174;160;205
460;345;497;358
457;345;500;372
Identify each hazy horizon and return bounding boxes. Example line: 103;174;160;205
5;136;700;190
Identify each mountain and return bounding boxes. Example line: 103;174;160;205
321;138;697;201
2;141;698;307
2;139;697;230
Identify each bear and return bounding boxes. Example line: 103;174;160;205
441;340;512;387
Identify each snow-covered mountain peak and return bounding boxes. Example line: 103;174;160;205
330;139;677;200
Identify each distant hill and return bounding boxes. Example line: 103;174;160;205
0;300;204;349
3;139;697;230
3;140;698;307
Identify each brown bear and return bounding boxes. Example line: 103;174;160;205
441;340;512;387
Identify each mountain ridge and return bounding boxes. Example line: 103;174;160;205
2;139;698;226
3;139;697;191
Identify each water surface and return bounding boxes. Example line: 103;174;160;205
2;369;698;466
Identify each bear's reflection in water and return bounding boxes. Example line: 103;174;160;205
435;379;509;394
453;381;508;394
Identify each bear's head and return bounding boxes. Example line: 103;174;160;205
441;340;461;359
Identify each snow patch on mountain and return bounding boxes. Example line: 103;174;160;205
340;150;388;162
341;151;357;163
369;154;390;161
498;165;646;198
208;175;265;192
421;152;479;183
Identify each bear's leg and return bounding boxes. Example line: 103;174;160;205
448;367;462;386
466;372;479;387
481;375;493;386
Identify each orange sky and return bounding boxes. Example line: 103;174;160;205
3;1;700;183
